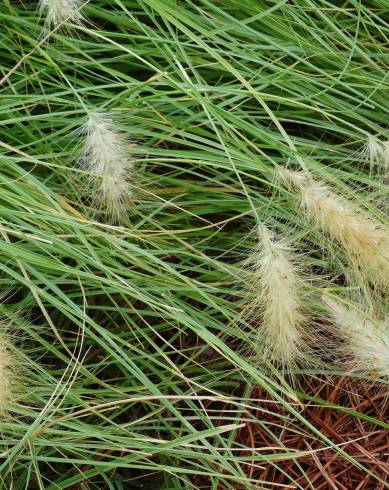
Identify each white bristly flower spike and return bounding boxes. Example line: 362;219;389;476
363;136;389;181
364;135;384;166
79;111;134;223
378;140;389;185
247;226;307;366
360;136;389;214
38;0;83;29
0;342;13;413
324;296;389;378
279;169;389;289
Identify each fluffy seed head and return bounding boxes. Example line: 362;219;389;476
362;135;389;172
363;138;389;214
80;111;134;223
38;0;83;28
382;141;389;168
379;141;389;184
364;135;384;166
280;169;389;289
246;226;307;366
324;297;389;378
0;343;13;413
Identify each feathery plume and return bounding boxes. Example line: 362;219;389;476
324;297;389;378
79;111;134;222
363;135;384;166
359;136;389;215
280;169;389;288
246;226;307;366
379;140;389;184
363;136;389;182
0;340;13;413
38;0;83;29
381;141;389;168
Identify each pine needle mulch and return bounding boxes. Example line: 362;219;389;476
235;376;389;489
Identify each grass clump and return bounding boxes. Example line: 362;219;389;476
0;0;388;488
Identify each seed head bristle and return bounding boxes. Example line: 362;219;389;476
324;297;389;378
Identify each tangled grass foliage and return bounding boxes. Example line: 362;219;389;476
0;0;388;487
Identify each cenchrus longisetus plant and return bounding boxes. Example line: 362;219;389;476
0;0;388;488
